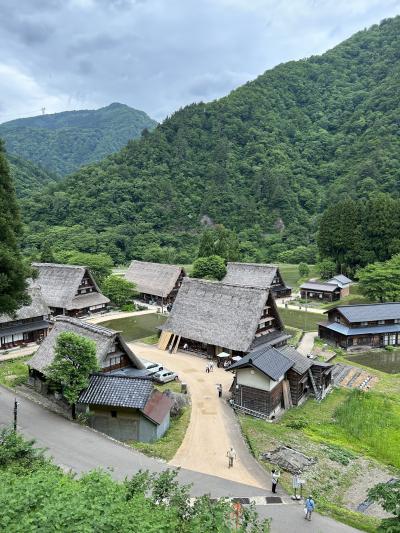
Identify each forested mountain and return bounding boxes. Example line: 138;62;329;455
8;154;59;198
22;17;400;264
0;103;157;175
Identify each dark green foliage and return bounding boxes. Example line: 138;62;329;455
192;256;227;280
368;480;400;532
8;154;59;197
198;225;240;261
277;245;318;264
1;103;157;176
317;259;337;279
46;332;99;406
102;275;137;307
0;428;44;468
0;141;29;315
298;263;309;278
323;444;356;466
39;241;55;263
21;17;400;263
357;254;400;302
54;250;114;284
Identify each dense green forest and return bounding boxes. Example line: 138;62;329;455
21;17;400;264
0;103;157;176
8;154;59;198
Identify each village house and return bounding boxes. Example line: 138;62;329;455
158;278;289;357
222;262;292;298
227;344;333;419
328;275;352;297
299;281;342;302
319;302;400;350
125;260;186;306
78;373;173;442
32;263;110;317
28;316;146;393
0;284;50;350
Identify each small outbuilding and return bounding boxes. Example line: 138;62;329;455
327;275;353;297
32;263;110;317
78;373;173;442
223;262;291;298
125;260;186;306
300;281;341;302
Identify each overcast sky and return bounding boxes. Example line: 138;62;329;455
1;0;399;123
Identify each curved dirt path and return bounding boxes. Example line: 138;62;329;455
130;343;268;489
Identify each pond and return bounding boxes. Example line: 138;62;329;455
346;350;400;374
100;313;167;342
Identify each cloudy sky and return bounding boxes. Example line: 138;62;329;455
1;0;399;123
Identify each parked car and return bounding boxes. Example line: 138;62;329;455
152;369;178;384
141;359;164;375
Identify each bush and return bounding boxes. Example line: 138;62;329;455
285;417;308;430
192;256;226;280
324;444;356;465
0;428;43;468
121;303;136;312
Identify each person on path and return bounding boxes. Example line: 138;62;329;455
205;363;210;373
217;384;222;397
304;496;315;521
210;361;214;372
271;469;280;493
226;447;236;468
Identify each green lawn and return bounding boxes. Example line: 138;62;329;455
279;307;322;331
0;357;29;387
322;284;372;309
277;263;318;290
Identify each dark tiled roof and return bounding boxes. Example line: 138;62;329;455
279;345;313;374
142;390;173;425
320;322;400;336
329;274;352;285
78;373;153;409
332;303;400;323
300;281;340;292
227;345;294;381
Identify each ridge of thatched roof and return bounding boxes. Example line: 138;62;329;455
32;263;108;309
28;316;144;374
162;278;268;352
223;262;278;289
0;283;50;324
125;260;185;298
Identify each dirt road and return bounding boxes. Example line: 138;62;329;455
130;343;268;489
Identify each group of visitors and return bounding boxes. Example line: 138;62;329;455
205;361;214;373
271;469;315;521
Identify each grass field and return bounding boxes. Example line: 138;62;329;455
279;307;322;331
277;263;318;289
0;357;29;387
284;326;303;347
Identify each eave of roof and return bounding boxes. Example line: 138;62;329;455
320;322;400;336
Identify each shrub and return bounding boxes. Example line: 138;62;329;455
285;417;308;430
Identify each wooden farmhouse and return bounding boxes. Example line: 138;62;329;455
223;262;292;298
78;374;173;442
125;260;186;305
0;284;50;350
319;303;400;350
227;344;333;419
300;281;342;302
32;263;110;317
328;275;352;297
28;316;146;393
159;278;289;357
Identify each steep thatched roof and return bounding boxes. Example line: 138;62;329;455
125;260;185;298
0;283;50;324
28;316;144;374
32;263;109;310
223;262;278;289
162;278;268;352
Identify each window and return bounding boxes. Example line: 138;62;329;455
109;356;121;367
13;333;23;342
378;320;385;325
361;322;369;326
394;319;400;324
111;411;117;418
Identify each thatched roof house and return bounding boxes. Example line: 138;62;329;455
159;278;288;356
125;261;186;304
0;284;50;349
32;263;110;316
28;316;145;391
223;263;291;298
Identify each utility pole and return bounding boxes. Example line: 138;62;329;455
41;107;46;115
13;398;18;432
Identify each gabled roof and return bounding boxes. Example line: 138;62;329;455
320;321;400;336
227;344;294;381
125;261;185;298
78;373;153;409
0;283;50;324
278;345;313;374
223;262;278;289
142;390;174;425
300;281;340;292
327;302;400;322
329;274;352;286
28;316;144;373
32;263;109;310
162;278;269;352
66;292;110;311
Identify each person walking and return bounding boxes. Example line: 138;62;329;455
217;384;222;397
271;469;280;493
210;361;214;372
205;363;210;373
304;495;315;521
226;447;236;468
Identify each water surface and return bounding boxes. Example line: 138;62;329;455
100;313;166;342
346;351;400;374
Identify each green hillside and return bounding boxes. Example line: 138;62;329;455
8;154;59;198
0;103;157;176
22;17;400;263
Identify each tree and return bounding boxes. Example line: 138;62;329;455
54;250;114;284
102;275;138;307
0;141;29;315
192;256;226;280
317;259;336;279
357;255;400;302
46;332;98;414
298;262;309;278
39;241;55;263
368;480;400;532
198;225;240;262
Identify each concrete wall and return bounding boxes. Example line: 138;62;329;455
88;405;140;441
236;367;283;391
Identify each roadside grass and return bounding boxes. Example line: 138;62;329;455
285;326;303;347
154;381;182;394
322;284;371;310
140;334;159;345
278;308;321;331
0;357;29;387
130;405;191;461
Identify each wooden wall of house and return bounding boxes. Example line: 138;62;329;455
232;381;283;416
286;369;309;405
310;365;333;390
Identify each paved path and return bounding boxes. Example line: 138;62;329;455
0;386;359;532
297;331;318;356
276;301;324;314
131;343;268;489
87;308;156;324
